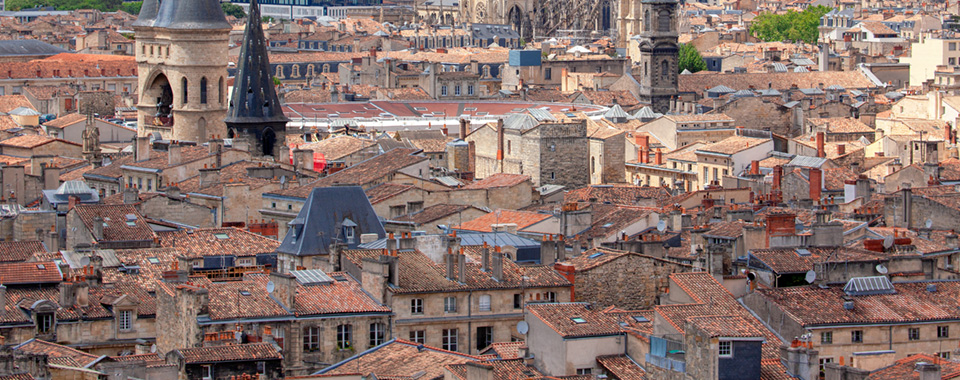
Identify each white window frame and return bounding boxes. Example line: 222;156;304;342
411;298;424;314
442;328;458;351
444;296;457;313
479;294;491;312
118;310;132;331
718;340;732;357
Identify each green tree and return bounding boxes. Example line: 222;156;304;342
749;5;830;44
221;3;246;18
120;1;141;15
678;43;707;73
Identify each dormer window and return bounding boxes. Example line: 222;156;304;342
37;313;54;334
341;218;357;244
344;226;355;244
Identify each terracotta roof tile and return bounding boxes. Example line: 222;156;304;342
14;340;100;367
297;135;376;161
446;359;546;380
72;204;156;243
173;343;281;364
596;355;648;380
271;148;427;198
0;96;35;114
319;339;480;378
454;209;551;232
526;302;623;338
479;342;524;360
686;315;766;337
808;117;874;133
679;71;877;94
867;354;960;380
697;136;769;155
393;204;480;225
0;261;61;284
0;135;79;149
462;173;530;190
157;228;280;260
0;241;46;263
749;246;885;274
365;183;415;204
563;185;672;206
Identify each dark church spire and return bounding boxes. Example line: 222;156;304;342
224;0;288;125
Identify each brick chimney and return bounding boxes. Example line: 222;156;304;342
809;168;822;201
751;160;759;175
837;144;845;156
459;118;468;139
655;148;663;165
816;132;825;158
773;165;783;191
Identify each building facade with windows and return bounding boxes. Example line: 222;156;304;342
902;35;960;87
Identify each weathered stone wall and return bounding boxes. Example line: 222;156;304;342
139;195;216;228
714;97;793;136
574;254;690;309
537;121;589;188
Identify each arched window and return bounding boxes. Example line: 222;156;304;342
661;60;670;80
658;9;671;32
292;64;301;78
307;64;315;77
219;77;225;105
322;64;330;73
644;10;650;31
275;65;284;79
483;65;491;78
181;77;188;104
200;77;208;104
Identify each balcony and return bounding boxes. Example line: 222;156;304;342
647;335;686;373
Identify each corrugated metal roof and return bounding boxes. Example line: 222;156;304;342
843;276;896;296
787;155;828;168
527;108;557;122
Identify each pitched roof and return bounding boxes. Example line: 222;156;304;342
563;185;672;206
756;281;960;327
445;359;546;380
71;204;156;243
696;136;769;155
749;246;885;274
596;355;648;380
867;354;960;380
0;241;46;263
14;339;100;368
318;339;480;378
462;173;530;189
393;204;481;225
365;183;416;204
157;228;279;259
297;135;376;161
0;135;79;149
0;262;62;284
172;343;281;364
271;148;427;198
454;209;552;233
277;186;386;257
526;302;623;338
679;71;877;94
479;342;524;360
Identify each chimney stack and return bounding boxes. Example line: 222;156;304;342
816;132;825;158
496;119;505;165
459;118;468;139
751;160;760;175
773;165;783;191
492;246;504;281
168;142;182;166
446;249;456;281
457;250;466;283
92;216;104;241
655;148;663;165
837;144;845;156
809;168;822;201
123;185;139;203
135;136;151;162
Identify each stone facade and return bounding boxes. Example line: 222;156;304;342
563;253;690;310
636;0;679;113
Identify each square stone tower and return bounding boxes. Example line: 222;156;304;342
636;0;679;114
134;0;231;143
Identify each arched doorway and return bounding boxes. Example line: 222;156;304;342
144;73;173;126
262;128;276;157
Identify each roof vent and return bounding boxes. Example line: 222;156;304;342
843;300;855;310
927;283;938;293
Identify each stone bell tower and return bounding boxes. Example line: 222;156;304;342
637;0;679;114
224;0;289;162
134;0;231;143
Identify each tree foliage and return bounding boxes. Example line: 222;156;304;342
678;43;707;74
119;1;141;15
749;5;830;44
7;0;121;11
221;3;246;19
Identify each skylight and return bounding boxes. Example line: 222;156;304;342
632;316;650;323
125;221;137;227
588;252;604;259
147;257;160;264
214;233;230;240
571;317;587;324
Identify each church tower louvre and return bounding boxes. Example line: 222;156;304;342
134;0;231;143
637;0;679;114
224;0;290;161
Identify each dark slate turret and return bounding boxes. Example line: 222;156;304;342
224;0;289;158
153;0;231;30
132;0;159;27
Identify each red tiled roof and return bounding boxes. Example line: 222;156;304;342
0;261;61;284
750;246;886;274
0;135;79;149
157;228;280;260
479;342;524;360
271;148;427;198
0;241;46;263
596;355;648;380
454;209;552;233
526;302;623;338
365;183;415;204
71;204;156;243
445;359;546;380
297;135;376;161
563;185;672;206
462;173;530;190
867;354;960;380
173;343;281;364
392;204;481;225
14;339;100;368
320;339;480;378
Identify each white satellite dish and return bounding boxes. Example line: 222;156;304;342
882;236;894;249
266;281;275;294
876;264;888;274
80;256;90;266
517;321;529;335
805;270;817;284
657;220;667;233
235;331;243;342
150;344;156;353
926;219;933;229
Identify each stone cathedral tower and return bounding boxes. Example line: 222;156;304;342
224;0;290;161
637;0;679;114
133;0;231;143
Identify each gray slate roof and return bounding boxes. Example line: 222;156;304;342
140;0;231;30
0;40;67;57
277;186;386;257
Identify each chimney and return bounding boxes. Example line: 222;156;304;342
123;185;139;203
773;165;783;191
268;271;297;310
816;132;825;158
68;195;80;210
457;251;466;283
481;244;490;272
655;148;663;165
496;119;505;164
135;136;151;162
293;149;313;172
459;118;468;139
946;233;959;249
780;344;819;380
809;168;822;201
0;285;6;311
168;142;182;166
917;362;940;380
464;362;495;380
837;144;845;156
199;167;221;188
208;138;224;155
92;216;104;241
751;160;760;175
446;249;456;281
492;246;504;281
165;185;181;199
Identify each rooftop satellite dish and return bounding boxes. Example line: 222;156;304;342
517;321;529;335
926;219;933;229
150;344;156;353
80;256;90;266
883;236;894;249
805;270;817;284
266;281;275;294
876;264;888;274
657;220;667;233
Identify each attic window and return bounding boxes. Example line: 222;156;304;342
240;290;252;296
147;257;160;264
214;233;230;240
36;264;45;270
125;221;136;227
571;317;587;324
413;107;428;111
464;107;478;111
632;316;650;323
333;275;347;281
